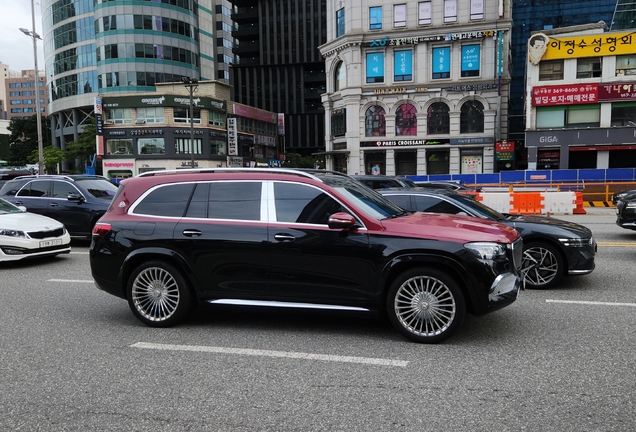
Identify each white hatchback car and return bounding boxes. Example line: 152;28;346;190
0;197;71;262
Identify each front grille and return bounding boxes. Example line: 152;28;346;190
27;227;65;239
509;238;523;271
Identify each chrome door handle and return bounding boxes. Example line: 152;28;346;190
274;233;295;242
182;229;202;237
50;203;58;207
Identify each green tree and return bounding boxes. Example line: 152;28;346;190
282;152;323;168
28;145;65;174
65;117;97;169
7;115;52;166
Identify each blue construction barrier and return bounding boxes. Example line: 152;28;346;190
408;168;636;185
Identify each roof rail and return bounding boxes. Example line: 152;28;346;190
12;174;76;181
135;167;346;182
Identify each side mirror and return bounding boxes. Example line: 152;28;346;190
328;212;359;229
67;193;84;202
18;206;27;212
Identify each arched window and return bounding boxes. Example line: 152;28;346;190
334;61;346;91
460;100;484;133
427;102;450;134
365;106;386;136
396;103;417;136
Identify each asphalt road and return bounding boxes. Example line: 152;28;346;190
1;207;635;431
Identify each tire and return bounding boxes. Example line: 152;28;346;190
127;260;195;327
386;268;466;344
521;242;564;289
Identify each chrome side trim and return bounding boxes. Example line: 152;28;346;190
568;269;594;275
207;299;370;312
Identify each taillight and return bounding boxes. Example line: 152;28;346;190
92;222;112;236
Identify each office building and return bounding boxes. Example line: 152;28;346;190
42;0;235;170
230;0;327;157
320;0;511;175
5;70;48;120
525;22;636;170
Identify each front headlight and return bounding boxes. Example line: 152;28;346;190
464;242;507;260
559;237;594;247
627;202;636;208
0;229;27;238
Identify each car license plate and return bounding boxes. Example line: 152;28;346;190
40;239;63;248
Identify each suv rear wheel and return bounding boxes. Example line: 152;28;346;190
127;261;194;327
387;268;466;344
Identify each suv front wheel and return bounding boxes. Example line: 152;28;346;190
387;268;466;344
127;261;194;327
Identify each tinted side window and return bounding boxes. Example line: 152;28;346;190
208;182;261;220
134;183;195;217
18;181;50;197
414;195;463;214
185;182;209;218
1;180;30;196
274;182;344;225
51;181;80;198
385;194;412;210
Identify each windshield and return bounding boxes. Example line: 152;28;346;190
75;179;119;199
0;198;23;214
322;176;406;219
399;178;417;187
453;193;504;220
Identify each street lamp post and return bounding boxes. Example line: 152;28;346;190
181;77;199;168
20;0;44;175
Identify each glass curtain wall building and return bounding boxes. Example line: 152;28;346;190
230;0;327;157
41;0;233;170
509;0;617;168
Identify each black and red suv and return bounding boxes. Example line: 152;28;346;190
89;169;523;343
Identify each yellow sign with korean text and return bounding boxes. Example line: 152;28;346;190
541;32;636;60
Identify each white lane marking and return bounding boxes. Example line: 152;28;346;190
547;299;636;307
48;279;94;283
131;342;409;367
70;251;90;254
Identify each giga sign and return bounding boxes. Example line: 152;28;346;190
539;136;558;143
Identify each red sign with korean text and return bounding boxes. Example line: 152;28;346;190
496;141;514;152
598;82;636;101
531;84;598;106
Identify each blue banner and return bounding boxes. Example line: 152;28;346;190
433;47;450;73
461;45;480;71
366;52;385;78
394;50;413;77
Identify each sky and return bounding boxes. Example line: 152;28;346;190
0;0;45;72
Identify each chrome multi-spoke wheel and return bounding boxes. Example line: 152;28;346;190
387;268;465;344
521;243;564;289
127;261;194;327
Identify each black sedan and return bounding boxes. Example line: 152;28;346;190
379;188;596;289
616;194;636;230
612;188;636;205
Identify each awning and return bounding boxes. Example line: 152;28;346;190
312;150;350;156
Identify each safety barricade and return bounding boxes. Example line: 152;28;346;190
476;191;583;215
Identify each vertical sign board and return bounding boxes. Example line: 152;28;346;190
227;117;238;156
94;97;104;156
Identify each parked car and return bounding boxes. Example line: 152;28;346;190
414;180;482;194
612;188;636;205
0;197;71;262
616;194;636;230
90;168;523;344
351;174;417;189
0;167;32;189
379;188;596;289
0;175;119;239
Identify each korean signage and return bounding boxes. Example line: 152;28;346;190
542;32;636;60
461;45;480;72
496;141;514;161
366;30;498;49
433;47;450;75
366;52;384;78
532;82;636;106
531;84;598;106
227;118;238;156
102;95;226;111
